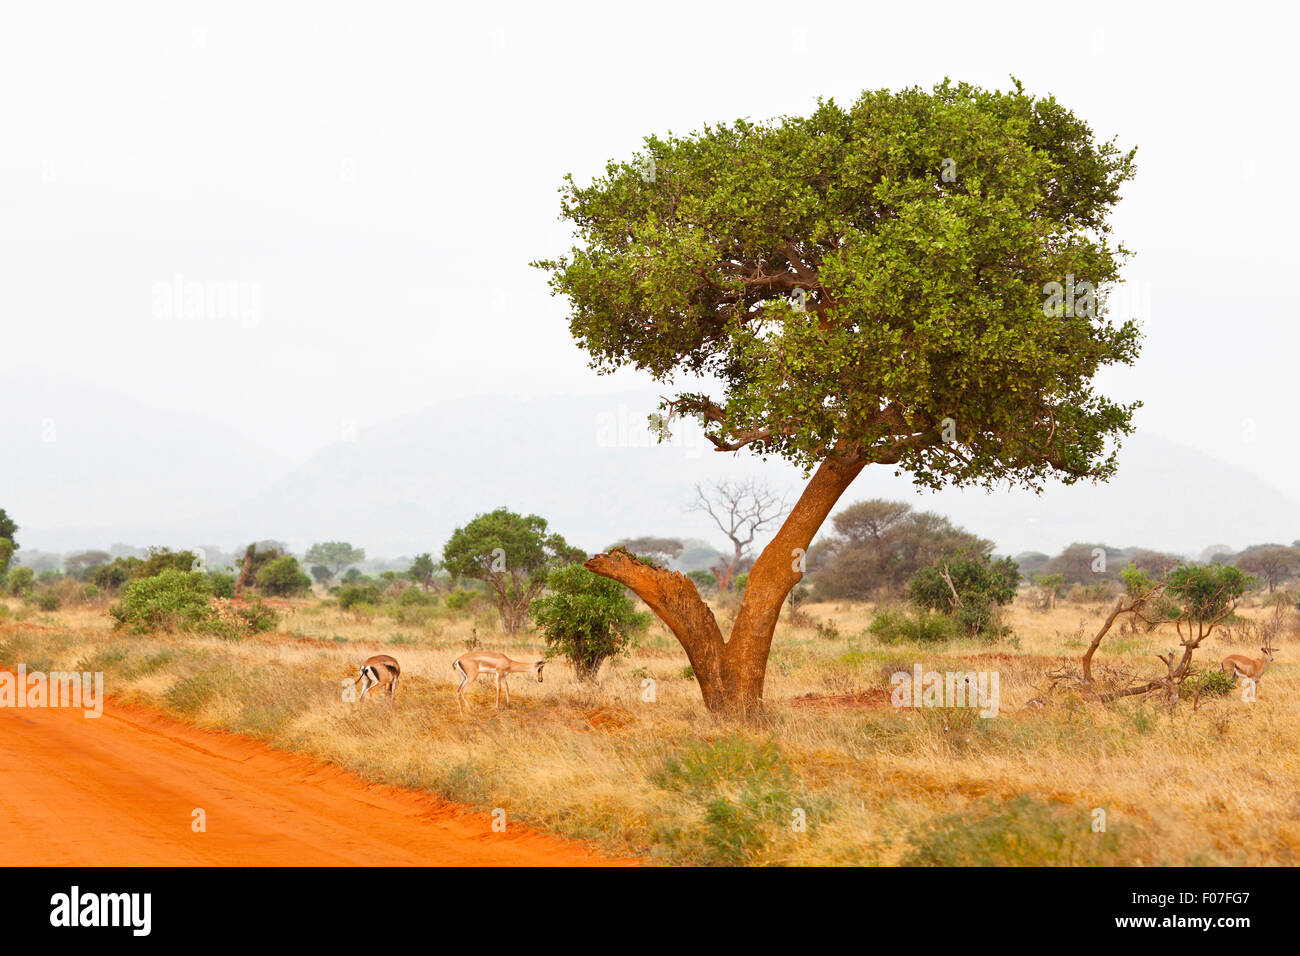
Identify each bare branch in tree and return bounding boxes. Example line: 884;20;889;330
688;478;792;591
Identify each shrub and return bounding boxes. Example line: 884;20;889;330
6;566;35;596
530;564;650;680
35;593;60;612
652;736;804;865
908;555;1020;640
337;584;382;610
90;557;142;591
137;547;199;578
445;588;475;612
1181;666;1235;700
399;587;437;607
687;570;717;593
206;571;236;599
109;569;214;633
868;607;956;645
256;555;312;597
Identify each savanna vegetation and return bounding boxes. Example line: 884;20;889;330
3;495;1298;865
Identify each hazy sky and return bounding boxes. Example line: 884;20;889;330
3;2;1298;498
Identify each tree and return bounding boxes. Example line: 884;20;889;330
812;500;992;599
687;569;718;592
607;537;684;568
0;539;12;578
0;508;17;549
908;556;1021;638
256;555;312;596
537;79;1140;715
408;553;440;592
442;508;585;634
1234;545;1300;593
137;547;199;578
531;564;650;680
689;480;789;591
1031;572;1066;609
304;541;366;580
1079;564;1252;706
1045;543;1122;584
63;550;113;578
310;565;333;586
90;556;142;591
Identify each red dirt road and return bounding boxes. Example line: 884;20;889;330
0;696;627;866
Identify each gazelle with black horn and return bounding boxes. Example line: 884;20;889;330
453;651;545;714
1220;637;1276;692
354;654;401;702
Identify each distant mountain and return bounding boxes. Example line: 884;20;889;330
203;391;809;556
8;381;1300;561
1;365;290;550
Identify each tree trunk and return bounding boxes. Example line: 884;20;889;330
234;545;255;600
586;455;866;717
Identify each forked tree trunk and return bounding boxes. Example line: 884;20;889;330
586;455;866;717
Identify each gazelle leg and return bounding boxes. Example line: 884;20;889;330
494;672;501;708
502;677;510;707
454;663;471;715
390;675;398;700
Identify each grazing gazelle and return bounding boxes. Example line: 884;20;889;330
453;651;545;713
1220;639;1276;691
354;654;401;702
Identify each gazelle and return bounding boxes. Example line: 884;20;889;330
1220;639;1276;690
353;654;400;702
452;651;545;714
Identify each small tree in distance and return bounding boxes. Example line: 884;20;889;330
408;553;440;592
442;508;585;635
305;541;365;580
256;555;313;597
689;479;789;592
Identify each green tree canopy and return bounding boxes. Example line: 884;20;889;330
537;77;1139;491
305;541;366;578
0;508;17;547
442;508;585;634
812;499;992;598
408;552;440;591
256;555;312;597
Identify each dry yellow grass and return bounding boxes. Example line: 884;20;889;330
2;589;1297;865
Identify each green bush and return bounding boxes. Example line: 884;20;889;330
445;588;475;612
206;571;236;598
399;586;437;606
1181;666;1235;700
908;555;1020;640
35;593;60;612
256;555;312;597
109;569;215;633
530;564;650;680
652;736;804;865
868;607;956;645
337;584;382;610
687;570;718;593
7;565;34;596
137;547;199;578
90;557;142;591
